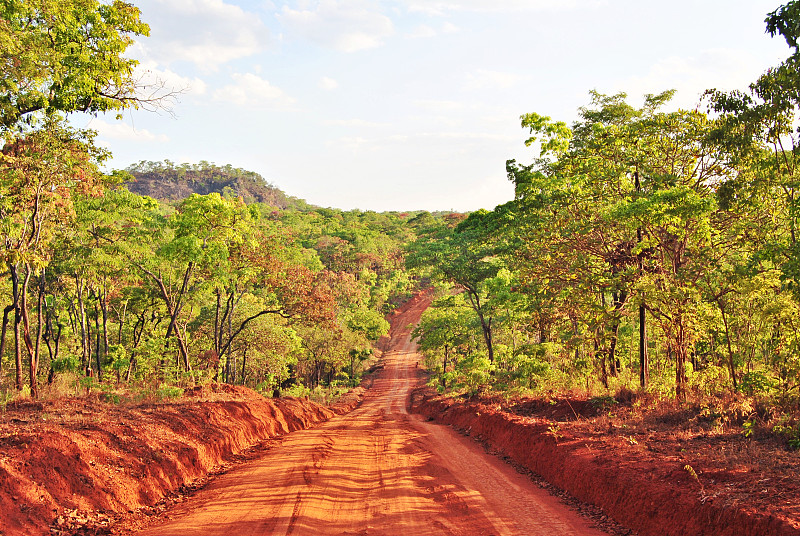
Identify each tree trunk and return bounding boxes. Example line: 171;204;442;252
33;269;46;398
75;276;90;374
240;347;248;385
639;303;649;389
135;262;194;373
19;268;38;398
720;305;738;391
675;346;687;401
595;338;608;389
94;302;102;381
608;290;628;377
442;344;449;388
100;286;109;362
0;304;14;383
10;264;23;391
116;300;127;346
465;287;494;362
635;172;649;389
14;304;22;391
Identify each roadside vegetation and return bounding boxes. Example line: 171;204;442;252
408;2;800;451
2;0;800;453
0;0;439;404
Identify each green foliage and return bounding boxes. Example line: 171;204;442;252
773;418;800;449
589;395;617;413
405;3;800;417
454;354;495;394
155;385;184;401
0;0;150;131
689;365;730;398
742;418;757;438
51;355;81;374
738;371;778;395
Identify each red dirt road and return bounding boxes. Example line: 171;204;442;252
136;294;607;536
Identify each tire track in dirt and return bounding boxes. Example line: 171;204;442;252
135;292;608;535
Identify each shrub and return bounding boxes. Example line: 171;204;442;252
51;355;81;374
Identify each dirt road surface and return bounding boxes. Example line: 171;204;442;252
136;295;608;536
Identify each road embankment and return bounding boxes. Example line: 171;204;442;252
0;384;366;536
410;389;800;536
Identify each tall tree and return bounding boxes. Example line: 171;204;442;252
0;0;151;131
0;118;106;395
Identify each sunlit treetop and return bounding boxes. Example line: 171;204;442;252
0;0;152;131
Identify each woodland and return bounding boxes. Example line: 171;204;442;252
1;0;800;453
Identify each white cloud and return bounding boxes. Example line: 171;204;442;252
277;1;394;52
326;136;370;152
408;24;437;38
324;118;387;127
135;0;269;71
442;22;459;33
464;69;529;90
402;0;604;15
213;73;295;108
413;99;464;111
406;20;459;38
135;61;208;96
320;76;339;90
90;119;170;144
611;48;773;110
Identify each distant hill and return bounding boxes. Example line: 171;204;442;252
124;160;305;209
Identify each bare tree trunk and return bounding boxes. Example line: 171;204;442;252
720;305;738;391
19;268;38;398
595;338;608;389
100;285;109;362
465;286;494;362
9;264;23;390
442;344;449;388
75;275;90;374
14;304;22;391
639;304;649;389
94;302;102;381
33;269;45;397
634;172;649;389
0;304;14;383
240;347;248;385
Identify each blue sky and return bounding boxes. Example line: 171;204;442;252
77;0;790;212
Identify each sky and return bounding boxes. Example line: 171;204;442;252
76;0;791;212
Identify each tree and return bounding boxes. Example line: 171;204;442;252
0;0;155;132
706;1;800;299
412;297;474;388
0;117;107;395
503;92;734;398
408;215;503;363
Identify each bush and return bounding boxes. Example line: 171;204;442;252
454;354;494;394
739;371;777;395
689;365;730;397
51;355;80;374
156;385;183;400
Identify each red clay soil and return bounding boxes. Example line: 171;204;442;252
0;383;366;536
124;289;606;536
411;391;800;536
5;287;797;536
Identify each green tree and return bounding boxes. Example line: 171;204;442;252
0;0;151;131
408;215;503;363
0;117;107;395
412;297;474;388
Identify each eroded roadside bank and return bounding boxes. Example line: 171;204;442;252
0;384;368;536
410;390;800;536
